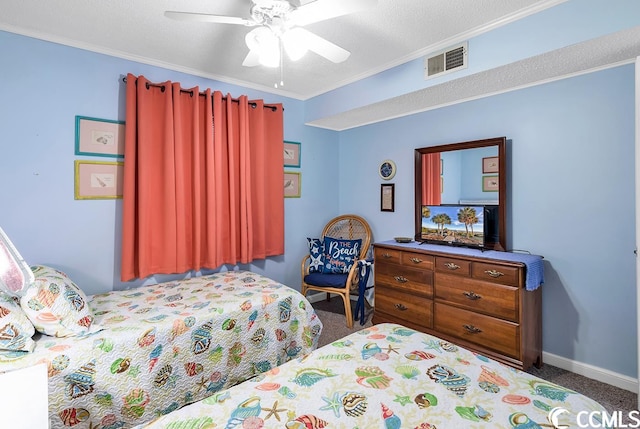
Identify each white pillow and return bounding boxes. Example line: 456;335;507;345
20;265;101;337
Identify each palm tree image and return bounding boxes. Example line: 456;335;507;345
421;205;484;246
432;213;452;236
458;206;479;238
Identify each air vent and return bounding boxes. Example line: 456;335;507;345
424;42;468;79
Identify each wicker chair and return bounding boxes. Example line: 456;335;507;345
300;214;372;328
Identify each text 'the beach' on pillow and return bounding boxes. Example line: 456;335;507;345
20;265;101;337
322;237;362;274
0;293;36;354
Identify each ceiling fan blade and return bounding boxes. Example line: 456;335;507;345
295;28;350;63
164;11;255;26
290;0;377;26
242;49;261;67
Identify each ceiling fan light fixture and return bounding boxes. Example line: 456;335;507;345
245;27;280;67
282;28;308;61
259;47;280;68
167;0;376;68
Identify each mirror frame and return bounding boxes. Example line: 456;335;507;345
414;136;507;251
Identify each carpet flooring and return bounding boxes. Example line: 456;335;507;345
312;296;638;423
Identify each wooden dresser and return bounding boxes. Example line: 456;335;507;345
373;241;542;370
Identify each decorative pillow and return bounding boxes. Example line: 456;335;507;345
322;237;362;274
0;293;36;353
20;265;101;337
307;238;325;273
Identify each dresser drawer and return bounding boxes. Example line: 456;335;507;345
376;286;432;328
375;247;402;265
435;273;519;322
376;248;435;270
472;262;521;287
434;303;519;359
435;256;471;276
376;263;433;297
400;252;434;270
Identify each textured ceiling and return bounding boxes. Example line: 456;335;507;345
1;0;555;99
1;0;637;131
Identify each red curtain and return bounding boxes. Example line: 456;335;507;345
421;152;441;206
120;74;284;281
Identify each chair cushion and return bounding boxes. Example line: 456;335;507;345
322;237;362;274
304;273;349;288
306;237;325;273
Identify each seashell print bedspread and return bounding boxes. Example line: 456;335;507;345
136;323;608;429
0;270;322;429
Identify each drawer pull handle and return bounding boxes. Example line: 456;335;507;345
394;276;408;283
410;257;423;264
484;269;504;278
382;253;392;258
463;291;481;300
463;324;482;334
444;262;460;270
395;303;408;311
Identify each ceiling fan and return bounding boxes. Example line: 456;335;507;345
165;0;378;68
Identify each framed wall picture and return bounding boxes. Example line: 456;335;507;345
75;115;125;158
284;141;301;167
381;183;395;212
482;175;499;192
284;171;301;198
482;156;499;173
74;160;124;200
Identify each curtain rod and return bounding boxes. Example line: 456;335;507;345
121;77;279;111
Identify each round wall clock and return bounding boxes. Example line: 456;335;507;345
379;159;396;180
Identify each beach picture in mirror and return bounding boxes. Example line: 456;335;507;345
415;136;506;250
421;205;485;248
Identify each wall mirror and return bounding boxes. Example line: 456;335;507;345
414;137;507;251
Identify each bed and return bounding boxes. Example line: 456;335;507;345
136;322;609;429
0;268;322;429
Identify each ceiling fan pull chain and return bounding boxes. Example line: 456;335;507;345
275;41;284;88
280;42;284;87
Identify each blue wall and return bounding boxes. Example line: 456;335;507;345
305;0;640;123
0;30;339;296
0;6;637;382
337;66;637;378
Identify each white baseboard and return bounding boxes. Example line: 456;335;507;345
306;294;639;394
542;351;638;393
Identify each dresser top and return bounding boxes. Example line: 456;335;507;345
375;240;544;290
376;240;541;262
